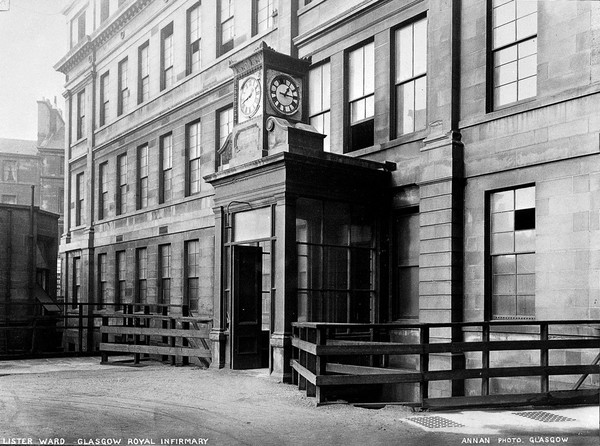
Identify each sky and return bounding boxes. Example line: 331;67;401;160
0;0;68;142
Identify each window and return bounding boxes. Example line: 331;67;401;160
137;144;148;209
138;41;150;104
491;0;537;108
395;17;427;136
59;156;65;175
116;250;126;306
216;106;233;170
254;0;276;35
347;42;374;152
3;160;17;182
187;3;202;74
161;23;174;91
392;210;420;319
159;244;171;305
100;0;110;23
99;162;109;220
36;269;49;293
219;0;234;55
75;172;84;226
160;133;173;203
136;248;148;306
72;257;81;309
1;195;16;204
187;120;202;195
76;89;86;140
70;9;86;48
296;199;375;323
117;153;127;215
98;253;107;310
100;71;110;127
186;240;200;312
118;58;129;116
308;62;331;152
489;185;535;319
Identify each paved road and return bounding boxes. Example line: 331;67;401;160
0;358;598;446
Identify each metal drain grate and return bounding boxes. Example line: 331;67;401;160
406;416;465;428
513;411;576;423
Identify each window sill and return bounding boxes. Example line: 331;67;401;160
491;315;535;321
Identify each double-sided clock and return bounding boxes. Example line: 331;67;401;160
268;74;300;116
239;75;262;118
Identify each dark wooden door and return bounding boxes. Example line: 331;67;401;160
231;245;263;369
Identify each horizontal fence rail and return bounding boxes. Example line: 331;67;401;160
100;309;212;366
291;320;600;409
0;301;211;365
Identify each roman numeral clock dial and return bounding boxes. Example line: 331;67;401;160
239;75;262;118
269;74;300;116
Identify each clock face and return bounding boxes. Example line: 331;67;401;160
269;74;300;116
239;76;262;118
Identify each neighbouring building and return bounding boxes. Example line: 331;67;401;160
0;204;60;354
55;0;600;398
0;100;65;302
0;99;66;236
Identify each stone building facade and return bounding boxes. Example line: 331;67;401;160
0;99;65;235
56;0;600;393
0;205;60;353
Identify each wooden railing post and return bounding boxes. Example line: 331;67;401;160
181;305;189;366
78;303;84;353
133;312;141;365
481;323;490;396
170;317;176;366
291;325;298;386
299;327;307;391
540;322;549;393
161;306;168;362
101;316;109;363
419;325;429;405
315;326;326;405
143;306;150;360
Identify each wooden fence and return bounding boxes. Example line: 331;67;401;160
291;320;600;409
0;302;212;367
100;306;212;366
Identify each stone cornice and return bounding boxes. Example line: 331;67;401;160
293;0;421;49
54;0;154;74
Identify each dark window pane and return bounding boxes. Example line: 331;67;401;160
349;119;374;152
515;208;535;230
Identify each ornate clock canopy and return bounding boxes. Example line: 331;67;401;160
222;43;312;168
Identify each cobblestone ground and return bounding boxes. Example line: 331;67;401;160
0;358;598;446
